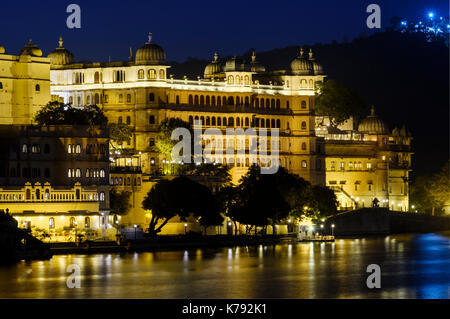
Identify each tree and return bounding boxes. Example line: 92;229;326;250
314;79;367;127
411;161;450;215
108;123;133;149
309;185;338;220
155;118;192;161
109;188;132;215
232;165;291;235
34;101;108;126
142;176;223;236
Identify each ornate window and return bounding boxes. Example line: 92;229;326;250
148;69;156;80
138;69;144;79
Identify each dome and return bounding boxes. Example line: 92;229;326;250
135;32;166;65
19;39;43;57
204;52;223;78
250;50;266;73
308;49;324;75
290;48;313;75
0;45;5;54
48;37;74;66
358;106;389;134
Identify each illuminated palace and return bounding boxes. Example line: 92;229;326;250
0;34;412;235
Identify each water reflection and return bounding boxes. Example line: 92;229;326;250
0;233;449;299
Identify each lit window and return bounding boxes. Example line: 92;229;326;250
148;69;156;80
302;160;307;168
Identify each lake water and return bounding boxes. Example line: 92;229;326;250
0;232;449;299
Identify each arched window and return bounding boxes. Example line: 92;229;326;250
148;69;156;79
266;99;270;108
235;75;241;85
228;96;234;105
127;94;131;103
75;145;81;154
206;96;210;105
22;144;28;153
189;116;193;125
236;118;240;126
276;119;281;128
301;79;307;88
118;116;123;124
149;115;155;124
255;98;259;108
159;69;165;79
119;94;123;103
286;101;290;109
309;79;314;88
211;117;216;126
200;95;204;105
301;142;307;150
35;84;40;92
245;118;249;127
244;75;250;85
189;95;193;104
217;117;221;126
76;189;80;200
49;217;55;229
126;116;131;125
94;94;100;104
149;93;155;102
228;117;234;127
94;72;100;83
211;96;216;106
0;82;3;89
276;99;281;109
301;101;307;109
245;97;249;106
138;69;144;79
217;96;221;106
36;189;40;200
87;95;91;105
206;117;210;126
100;169;105;178
302;160;307;168
194;95;199;105
76;168;81;178
223;117;227;126
301;121;307;130
266;119;270;128
271;119;275;128
227;76;234;85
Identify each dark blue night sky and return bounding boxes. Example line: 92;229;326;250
0;0;448;62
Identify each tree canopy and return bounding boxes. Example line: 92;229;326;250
411;161;450;215
315;79;367;127
155;118;192;161
34;101;108;126
108;122;133;149
142;176;222;236
109;188;132;216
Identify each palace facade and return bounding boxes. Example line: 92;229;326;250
0;34;413;236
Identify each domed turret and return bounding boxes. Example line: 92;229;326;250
358;106;389;134
135;32;166;65
290;48;313;75
309;49;324;75
250;50;265;73
48;37;74;66
19;39;43;57
204;52;223;78
0;45;5;54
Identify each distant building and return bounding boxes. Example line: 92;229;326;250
316;107;413;212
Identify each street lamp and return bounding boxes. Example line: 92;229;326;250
320;224;324;236
134;224;137;241
331;224;335;237
184;223;188;235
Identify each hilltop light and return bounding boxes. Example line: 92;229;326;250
401;21;407;26
428;12;434;19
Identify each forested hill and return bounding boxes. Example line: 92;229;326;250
169;31;449;178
